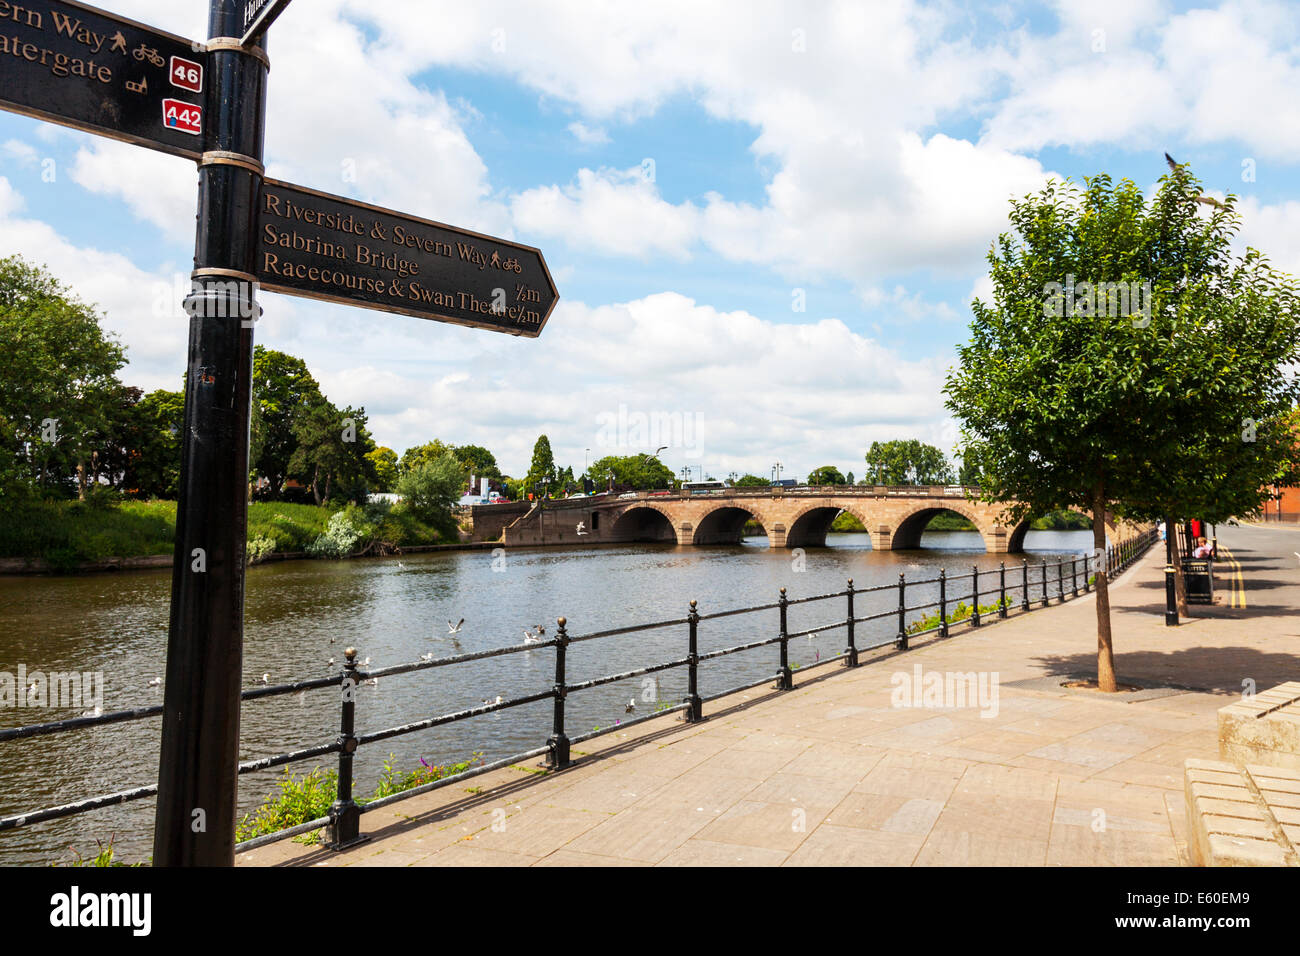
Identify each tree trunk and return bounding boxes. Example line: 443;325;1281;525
76;459;86;501
1171;523;1190;615
311;465;322;506
1093;496;1117;692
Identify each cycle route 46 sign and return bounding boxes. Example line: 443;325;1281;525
256;178;560;337
0;0;207;159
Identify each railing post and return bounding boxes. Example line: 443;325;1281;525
1041;561;1049;607
1071;557;1078;597
938;568;948;637
971;565;981;627
777;588;793;690
1022;560;1029;612
548;616;571;769
685;600;703;720
895;573;908;650
1057;560;1065;603
999;562;1007;618
845;580;859;666
327;647;366;850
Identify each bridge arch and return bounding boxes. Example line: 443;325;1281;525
1006;512;1114;553
891;503;992;551
692;504;772;546
784;502;875;549
609;504;679;545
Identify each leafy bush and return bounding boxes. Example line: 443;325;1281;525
247;534;277;564
908;596;1010;635
307;510;361;558
236;752;484;846
236;766;339;844
56;834;148;867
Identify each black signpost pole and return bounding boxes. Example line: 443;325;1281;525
153;0;268;867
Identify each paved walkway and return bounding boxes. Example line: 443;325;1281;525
240;524;1300;867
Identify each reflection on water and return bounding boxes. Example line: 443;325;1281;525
0;529;1091;863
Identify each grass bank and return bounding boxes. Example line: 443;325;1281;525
0;499;454;571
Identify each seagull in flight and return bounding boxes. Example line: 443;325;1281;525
1164;153;1229;210
576;521;588;536
447;619;464;634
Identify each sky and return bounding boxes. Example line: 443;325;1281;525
2;0;1300;481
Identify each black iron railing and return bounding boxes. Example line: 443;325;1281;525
0;528;1158;854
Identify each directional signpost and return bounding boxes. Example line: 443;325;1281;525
239;0;291;45
0;0;556;866
256;179;558;336
0;0;208;158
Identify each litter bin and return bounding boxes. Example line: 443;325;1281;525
1184;558;1214;604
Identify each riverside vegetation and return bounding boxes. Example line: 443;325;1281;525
0;498;457;570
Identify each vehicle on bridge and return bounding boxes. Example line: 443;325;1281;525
683;480;727;493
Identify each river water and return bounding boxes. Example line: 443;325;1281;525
0;529;1092;864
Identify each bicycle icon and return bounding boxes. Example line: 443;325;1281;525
133;43;165;68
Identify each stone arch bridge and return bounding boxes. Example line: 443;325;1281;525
471;486;1145;552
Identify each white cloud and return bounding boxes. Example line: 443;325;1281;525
2;140;39;166
0;176;189;386
512;166;699;259
68;143;197;244
566;122;610;147
304;290;954;476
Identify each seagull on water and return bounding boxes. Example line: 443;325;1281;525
260;673;270;684
448;619;464;634
147;677;162;687
625;699;636;713
421;652;435;662
523;627;543;645
81;705;102;718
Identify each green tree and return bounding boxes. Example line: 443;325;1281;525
525;434;557;497
122;388;184;498
287;397;377;504
0;256;127;501
945;167;1300;691
845;471;855;485
366;446;399;493
395;453;462;529
806;465;847;486
251;347;322;498
864;440;953;485
453;444;502;490
399;440;454;476
587;454;675;491
733;473;770;488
